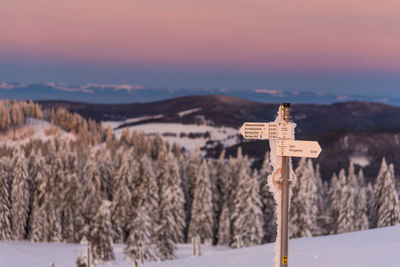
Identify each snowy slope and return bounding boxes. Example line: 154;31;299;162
1;225;399;267
0;118;75;146
103;121;239;153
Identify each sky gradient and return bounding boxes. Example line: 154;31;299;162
1;0;400;96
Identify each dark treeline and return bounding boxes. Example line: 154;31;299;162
0;100;399;265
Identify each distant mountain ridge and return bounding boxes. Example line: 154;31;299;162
1;81;400;105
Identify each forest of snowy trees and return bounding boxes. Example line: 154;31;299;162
0;99;400;265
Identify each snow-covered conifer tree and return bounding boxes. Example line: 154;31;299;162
289;158;313;238
231;169;263;248
337;184;355;234
90;200;115;264
365;182;375;225
0;157;12;240
124;205;158;262
28;151;47;242
183;146;201;239
10;146;30;240
258;152;276;243
217;203;231;246
111;152;132;243
357;168;365;188
188;160;214;243
63;172;84;243
354;187;369;231
329;169;346;234
137;154;159;235
82;154;103;239
156;153;186;260
374;161;400;227
348;162;358;189
212;150;226;243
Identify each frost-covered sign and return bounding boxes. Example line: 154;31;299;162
276;140;322;158
239;122;294;140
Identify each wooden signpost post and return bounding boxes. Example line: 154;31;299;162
239;103;322;267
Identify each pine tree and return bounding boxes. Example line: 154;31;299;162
137;154;159;237
217;203;231;246
258;152;276;243
156;153;186;260
231;169;263;248
374;161;400;227
0;157;12;240
188;160;214;244
347;162;358;188
62;172;84;243
329;169;346;234
82;154;103;240
365;182;375;225
124;205;158;262
289;158;313;238
306;159;319;235
111;152;132;243
28;152;47;242
90;200;115;264
183;146;201;240
337;184;355;234
212;150;226;244
10;146;30;240
354;187;369;231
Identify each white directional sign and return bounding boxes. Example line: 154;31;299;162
240;122;294;140
276;139;322;158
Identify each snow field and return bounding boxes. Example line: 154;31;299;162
103;121;239;152
1;225;400;267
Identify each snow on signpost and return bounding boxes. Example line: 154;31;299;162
239;103;322;267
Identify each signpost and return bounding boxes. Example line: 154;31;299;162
239;122;294;140
276;140;322;158
239;103;322;267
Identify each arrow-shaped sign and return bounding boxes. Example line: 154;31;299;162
276;140;322;158
239;122;294;140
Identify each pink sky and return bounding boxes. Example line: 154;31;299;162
1;0;400;71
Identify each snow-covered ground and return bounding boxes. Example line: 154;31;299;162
103;121;239;153
1;225;399;267
0;118;75;146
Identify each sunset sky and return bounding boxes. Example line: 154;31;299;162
1;0;400;95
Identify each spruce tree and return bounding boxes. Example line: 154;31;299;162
124;205;158;262
0;157;12;240
137;154;159;237
212;150;226;244
375;161;400;227
156;152;186;260
62;172;84;242
217;203;231;246
10;146;30;240
231;169;263;248
289;158;313;238
90;200;115;265
28;154;47;242
188;160;214;244
111;152;132;243
82;154;103;240
329;169;346;234
337;184;355;234
354;187;369;231
258;152;276;243
183;146;201;240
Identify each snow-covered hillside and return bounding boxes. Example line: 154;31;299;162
103;120;239;152
1;225;399;267
0;118;75;146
